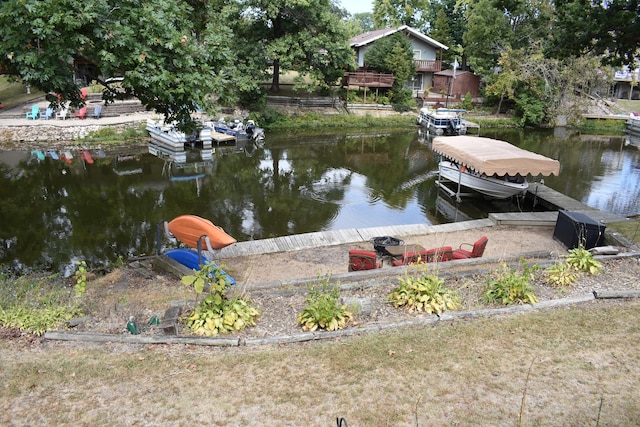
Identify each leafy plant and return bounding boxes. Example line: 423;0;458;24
565;247;603;275
484;260;539;305
388;269;460;314
0;273;82;335
74;261;88;297
297;276;353;332
544;261;578;288
181;262;259;336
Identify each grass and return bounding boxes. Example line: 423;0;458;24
0;75;45;109
1;300;638;425
607;218;640;247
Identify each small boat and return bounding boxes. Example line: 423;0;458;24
433;135;560;200
146;118;215;149
168;214;237;251
439;160;529;199
417;107;467;136
164;248;235;285
206;118;265;142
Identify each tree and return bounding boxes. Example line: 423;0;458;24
0;0;238;129
424;0;467;65
373;0;430;29
548;0;640;67
242;0;355;93
429;9;456;64
364;32;417;104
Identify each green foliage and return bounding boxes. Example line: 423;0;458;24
0;273;82;336
297;277;353;332
515;90;547;127
565;247;603;275
388;269;461;314
544;261;579;288
74;261;88;297
484;260;539;305
461;92;474;111
181;262;259;336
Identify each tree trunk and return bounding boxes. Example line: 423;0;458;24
270;59;280;93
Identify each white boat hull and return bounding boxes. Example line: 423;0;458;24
438;160;529;199
146;119;213;150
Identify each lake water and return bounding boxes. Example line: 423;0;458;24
0;127;638;273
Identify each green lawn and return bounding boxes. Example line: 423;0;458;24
0;75;45;110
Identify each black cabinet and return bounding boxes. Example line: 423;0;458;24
553;210;606;250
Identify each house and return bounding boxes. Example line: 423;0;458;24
613;68;639;100
431;69;481;100
344;25;448;94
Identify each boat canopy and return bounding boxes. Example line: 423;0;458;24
432;136;560;176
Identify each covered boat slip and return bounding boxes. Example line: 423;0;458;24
432;135;560;200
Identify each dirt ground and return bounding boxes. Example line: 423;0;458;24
217;225;569;286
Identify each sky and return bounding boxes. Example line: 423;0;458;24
341;0;373;15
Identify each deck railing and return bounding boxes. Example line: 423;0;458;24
414;59;442;72
343;72;395;88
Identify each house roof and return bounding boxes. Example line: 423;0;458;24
350;25;448;51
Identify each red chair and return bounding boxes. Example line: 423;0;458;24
74;106;87;119
392;246;453;266
452;236;488;259
348;250;381;271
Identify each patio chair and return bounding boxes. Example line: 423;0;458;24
25;105;39;119
348;249;381;272
93;105;102;119
74;106;87;119
56;108;68;120
42;107;54;120
392;246;453;266
451;236;488;259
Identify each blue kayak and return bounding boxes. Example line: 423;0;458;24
164;248;236;285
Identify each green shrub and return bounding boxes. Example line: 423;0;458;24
181;262;259;336
297;276;353;332
388;269;460;314
484;260;539;305
544;261;578;287
74;260;88;297
565;247;603;275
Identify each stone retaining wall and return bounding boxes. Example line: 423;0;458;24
0;121;146;144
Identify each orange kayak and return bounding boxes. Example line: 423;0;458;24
168;215;236;250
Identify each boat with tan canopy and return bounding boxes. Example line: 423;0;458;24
432;135;560;200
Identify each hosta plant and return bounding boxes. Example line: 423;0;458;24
181;261;259;336
388;270;460;314
484;260;539;305
544;261;578;288
565;247;603;275
297;277;353;332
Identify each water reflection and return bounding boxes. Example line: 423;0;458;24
0;128;638;272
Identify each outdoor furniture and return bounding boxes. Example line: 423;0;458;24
93;105;102;119
42;107;54;120
391;246;453;266
348;249;381;272
25;105;39;119
384;244;425;258
74;106;87;119
56;108;68;120
451;236;488;259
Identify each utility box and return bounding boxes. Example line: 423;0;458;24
553;210;606;250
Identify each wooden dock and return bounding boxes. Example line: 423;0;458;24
525;182;627;223
211;183;627;259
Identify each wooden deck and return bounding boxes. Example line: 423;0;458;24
211;182;627;259
526;183;627;223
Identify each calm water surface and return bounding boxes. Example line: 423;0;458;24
1;127;638;272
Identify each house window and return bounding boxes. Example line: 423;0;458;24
405;74;423;91
413;50;421;60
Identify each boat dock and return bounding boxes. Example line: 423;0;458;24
213;182;628;259
211;131;237;144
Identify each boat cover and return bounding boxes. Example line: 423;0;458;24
432;136;560;176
